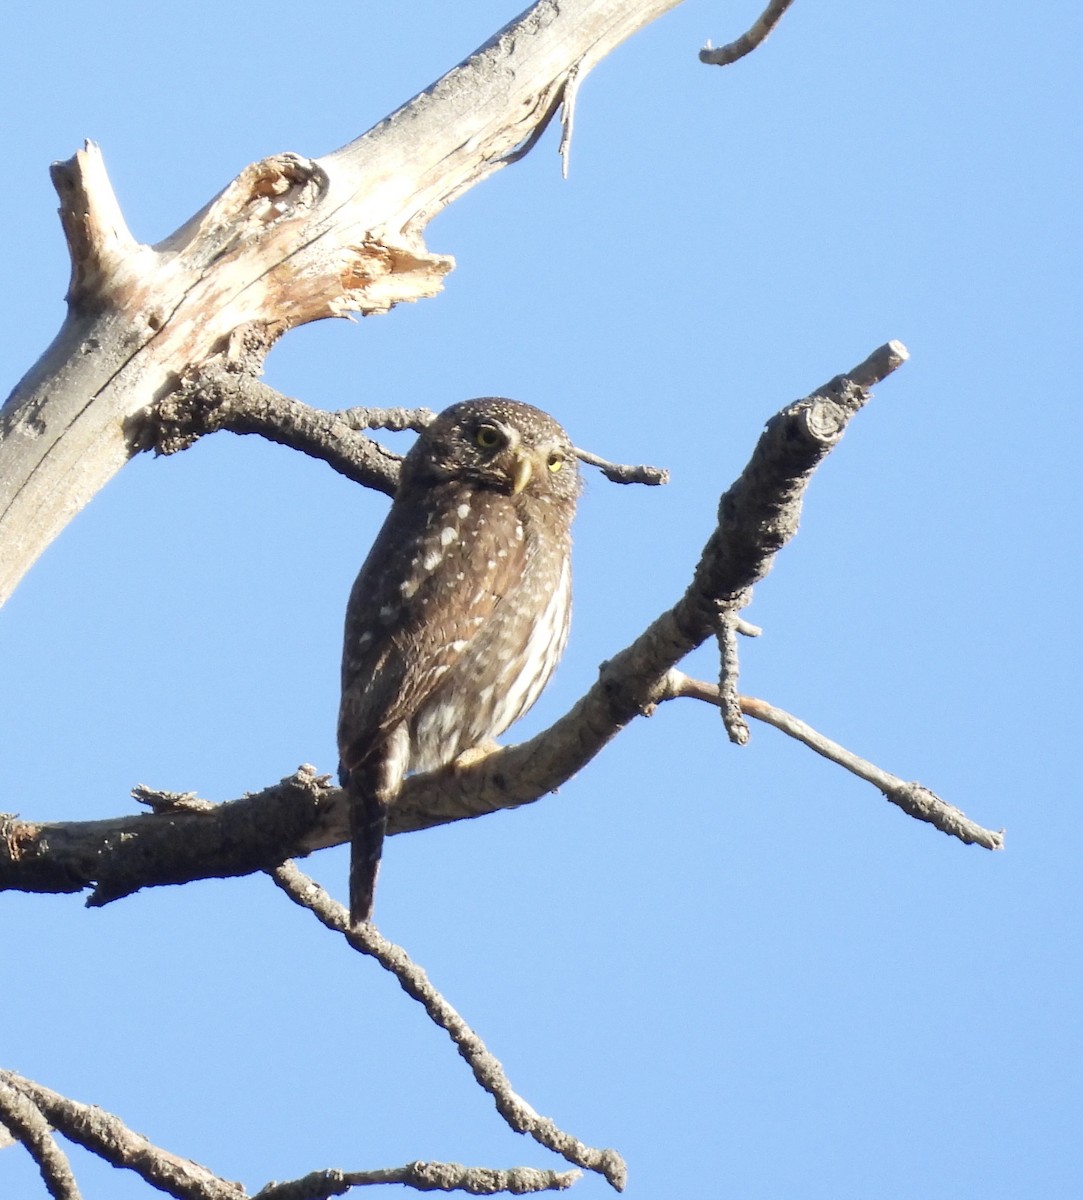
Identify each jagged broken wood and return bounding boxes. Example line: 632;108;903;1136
3;0;793;610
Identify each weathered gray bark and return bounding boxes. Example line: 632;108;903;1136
0;0;685;608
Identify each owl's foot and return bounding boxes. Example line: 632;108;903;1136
451;739;502;770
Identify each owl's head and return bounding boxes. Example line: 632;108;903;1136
402;398;581;505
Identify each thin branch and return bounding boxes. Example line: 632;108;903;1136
0;1070;242;1200
336;407;437;434
254;1162;580;1198
699;0;797;66
571;446;669;486
664;672;1005;850
713;595;751;745
268;864;627;1193
0;1080;81;1200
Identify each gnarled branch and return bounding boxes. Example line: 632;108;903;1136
0;340;1000;908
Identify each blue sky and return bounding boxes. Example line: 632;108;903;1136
2;2;1082;1197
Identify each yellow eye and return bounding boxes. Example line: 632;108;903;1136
547;453;564;473
474;424;502;450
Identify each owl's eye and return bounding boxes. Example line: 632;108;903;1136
474;424;503;450
547;453;564;473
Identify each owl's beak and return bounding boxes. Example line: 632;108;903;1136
510;452;535;495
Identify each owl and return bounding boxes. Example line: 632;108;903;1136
338;398;580;926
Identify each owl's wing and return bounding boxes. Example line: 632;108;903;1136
337;488;526;774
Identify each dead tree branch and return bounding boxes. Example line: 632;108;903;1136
700;0;797;66
147;364;669;492
663;674;1005;849
569;446;669;486
0;1080;81;1200
269;864;626;1192
151;362;402;495
253;1163;581;1197
1;0;716;608
0;1069;577;1199
336;407;438;435
713;592;753;745
0;339;1000;907
0;1070;241;1200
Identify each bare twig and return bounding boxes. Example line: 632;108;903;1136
714;595;751;745
700;0;797;66
838;340;909;389
268;864;627;1193
0;1080;81;1200
254;1162;580;1198
336;407;437;434
572;446;669;486
663;672;1005;850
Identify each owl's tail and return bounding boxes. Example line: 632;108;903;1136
345;764;388;928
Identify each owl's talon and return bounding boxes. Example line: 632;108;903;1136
451;739;503;771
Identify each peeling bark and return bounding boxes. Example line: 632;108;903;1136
0;0;687;607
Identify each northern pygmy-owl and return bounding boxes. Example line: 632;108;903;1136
338;398;580;926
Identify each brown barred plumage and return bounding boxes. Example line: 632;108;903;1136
338;399;579;926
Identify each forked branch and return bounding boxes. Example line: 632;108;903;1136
664;674;1004;849
269;864;625;1191
0;1069;579;1199
0;1080;81;1200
